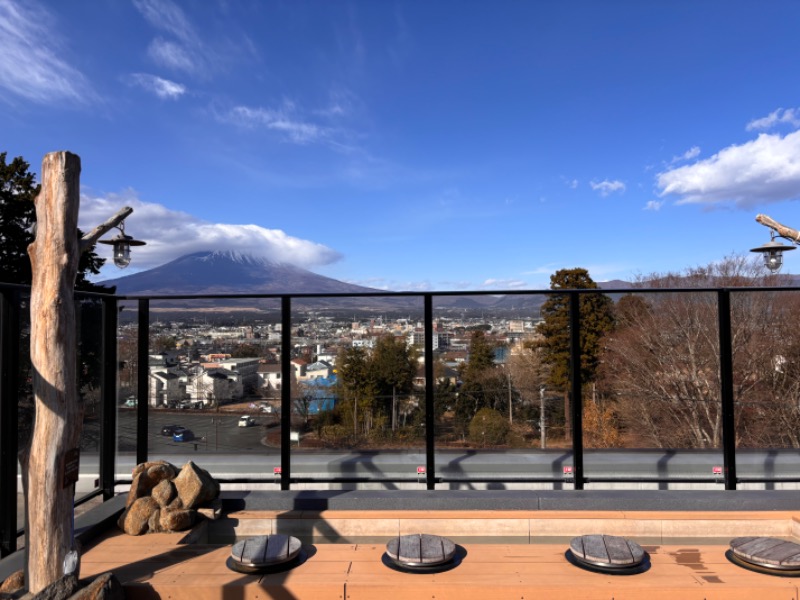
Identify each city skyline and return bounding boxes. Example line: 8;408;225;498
2;1;800;290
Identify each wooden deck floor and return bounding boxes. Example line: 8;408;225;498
78;511;800;600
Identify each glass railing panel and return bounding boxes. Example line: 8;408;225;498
141;297;282;484
116;300;139;473
733;288;800;488
431;293;562;489
586;289;723;490
15;291;32;544
75;292;104;501
291;296;426;489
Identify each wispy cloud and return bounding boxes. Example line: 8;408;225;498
590;179;626;197
657;130;800;208
480;278;528;290
216;102;332;145
0;0;95;105
133;0;209;75
129;73;186;99
746;108;800;132
78;190;341;274
644;200;663;211
670;146;700;164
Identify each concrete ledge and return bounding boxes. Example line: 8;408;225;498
221;489;800;512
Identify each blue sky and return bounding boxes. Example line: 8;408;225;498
3;0;800;290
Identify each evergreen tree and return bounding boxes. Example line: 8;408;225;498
335;346;378;437
371;335;417;431
536;268;615;440
455;330;507;435
0;153;37;284
536;268;615;390
0;152;113;293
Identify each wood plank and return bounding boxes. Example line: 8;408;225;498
754;541;800;566
732;537;788;560
397;534;421;563
603;535;634;565
579;534;609;564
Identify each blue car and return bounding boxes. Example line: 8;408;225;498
172;427;193;442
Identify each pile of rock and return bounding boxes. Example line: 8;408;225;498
117;460;220;536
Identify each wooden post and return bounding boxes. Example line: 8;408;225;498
26;151;82;593
25;152;133;593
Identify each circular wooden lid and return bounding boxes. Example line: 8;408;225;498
730;537;800;570
386;533;457;567
569;534;645;569
230;534;302;568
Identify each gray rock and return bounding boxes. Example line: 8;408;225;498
70;573;124;600
27;574;78;600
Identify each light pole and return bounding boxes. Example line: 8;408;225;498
751;214;799;273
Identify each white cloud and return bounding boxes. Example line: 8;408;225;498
147;38;197;73
0;0;95;105
657;130;800;208
217;104;330;144
670;146;701;164
644;200;663;211
746;108;800;132
480;278;527;290
78;190;342;274
590;179;626;196
129;73;186;99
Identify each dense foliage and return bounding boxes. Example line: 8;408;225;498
0;152;112;292
536;268;615;391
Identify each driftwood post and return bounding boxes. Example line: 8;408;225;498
756;214;800;243
26;151;133;593
27;151;82;593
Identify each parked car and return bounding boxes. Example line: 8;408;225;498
123;396;137;408
238;415;256;428
173;428;193;442
259;403;273;413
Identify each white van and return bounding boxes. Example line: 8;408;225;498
238;415;255;428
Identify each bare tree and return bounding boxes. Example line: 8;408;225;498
602;256;789;449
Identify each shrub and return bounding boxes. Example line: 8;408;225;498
468;407;510;446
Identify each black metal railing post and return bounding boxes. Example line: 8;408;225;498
136;299;149;465
100;296;118;500
569;291;584;490
718;289;737;490
280;296;291;490
0;290;20;558
424;294;436;490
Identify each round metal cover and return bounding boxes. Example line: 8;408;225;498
728;537;800;576
567;534;648;575
385;533;459;572
228;534;303;573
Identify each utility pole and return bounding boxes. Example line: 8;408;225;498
507;370;513;425
539;386;547;449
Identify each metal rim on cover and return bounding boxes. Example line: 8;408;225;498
728;537;800;577
567;534;648;576
385;533;461;573
228;534;304;573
